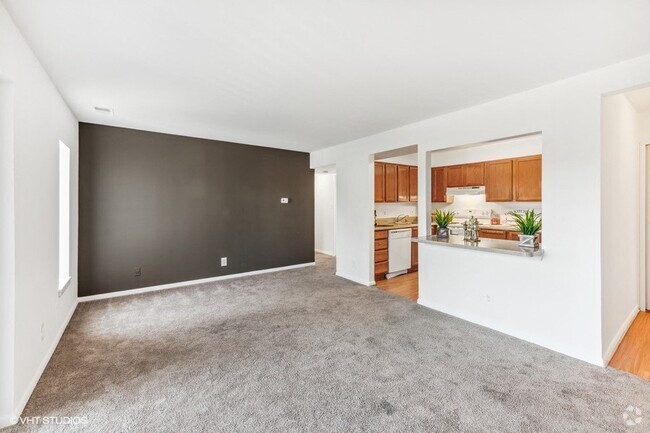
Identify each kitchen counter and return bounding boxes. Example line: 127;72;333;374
414;235;543;258
374;223;418;231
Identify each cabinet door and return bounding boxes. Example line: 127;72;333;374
431;167;447;202
485;160;513;202
385;164;398;202
409;166;418;202
514;155;542;202
481;229;507;240
465;162;485;186
446;165;465;187
374;163;385;202
411;228;418;268
397;165;410;202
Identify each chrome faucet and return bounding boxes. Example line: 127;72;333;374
396;214;408;223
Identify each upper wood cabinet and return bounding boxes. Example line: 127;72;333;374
485;159;513;202
374;162;418;203
446;165;465;187
374;162;385;202
397;165;410;202
513;155;542;202
445;163;484;187
409;166;418;202
465;163;485;186
384;164;398;202
431;167;447;202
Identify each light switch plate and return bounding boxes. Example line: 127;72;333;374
280;198;289;204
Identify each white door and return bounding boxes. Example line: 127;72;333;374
646;146;650;309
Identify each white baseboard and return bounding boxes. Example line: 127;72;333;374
13;300;78;422
314;249;335;257
335;272;373;287
79;262;316;303
604;306;639;365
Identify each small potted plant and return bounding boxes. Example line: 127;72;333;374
509;210;542;247
434;210;455;238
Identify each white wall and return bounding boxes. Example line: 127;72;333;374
315;172;337;256
311;53;650;366
601;94;641;362
640;111;650;145
0;4;79;426
377;153;418;166
0;75;15;428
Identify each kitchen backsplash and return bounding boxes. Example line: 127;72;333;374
431;194;541;220
375;202;418;218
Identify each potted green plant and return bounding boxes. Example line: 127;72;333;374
508;210;542;247
434;210;455;238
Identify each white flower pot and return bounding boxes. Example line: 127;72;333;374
518;234;539;248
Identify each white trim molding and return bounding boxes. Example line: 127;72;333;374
604;307;639;365
79;262;316;302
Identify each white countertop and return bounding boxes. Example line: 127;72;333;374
414;235;543;258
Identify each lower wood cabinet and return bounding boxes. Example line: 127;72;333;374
507;231;520;241
410;228;418;270
480;229;507;240
507;231;542;243
374;230;388;281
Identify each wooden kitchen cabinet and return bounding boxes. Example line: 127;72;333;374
485;159;513;202
384;164;398;202
513;155;542;202
374;162;385;202
431;167;447;202
507;231;542;243
507;231;520;241
410;228;418;270
446;165;465;187
446;163;485;187
374;230;389;281
397;165;410;202
480;229;507;240
465;162;485;186
409;166;418;202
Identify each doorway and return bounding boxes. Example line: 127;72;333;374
0;76;15;427
314;166;336;257
372;145;419;302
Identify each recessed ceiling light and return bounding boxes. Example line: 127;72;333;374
94;106;113;114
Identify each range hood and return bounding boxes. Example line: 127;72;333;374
446;186;485;196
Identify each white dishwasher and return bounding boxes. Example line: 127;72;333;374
387;228;412;279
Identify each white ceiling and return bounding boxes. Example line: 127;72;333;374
4;0;650;152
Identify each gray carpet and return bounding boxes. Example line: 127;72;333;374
6;254;650;432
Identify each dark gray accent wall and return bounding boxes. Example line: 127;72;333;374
79;123;314;297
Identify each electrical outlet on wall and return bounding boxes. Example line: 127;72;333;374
40;323;44;342
221;257;227;267
134;267;142;277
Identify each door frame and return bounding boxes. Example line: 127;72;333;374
640;143;649;311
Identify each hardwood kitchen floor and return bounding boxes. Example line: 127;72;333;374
609;311;650;380
376;272;418;301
